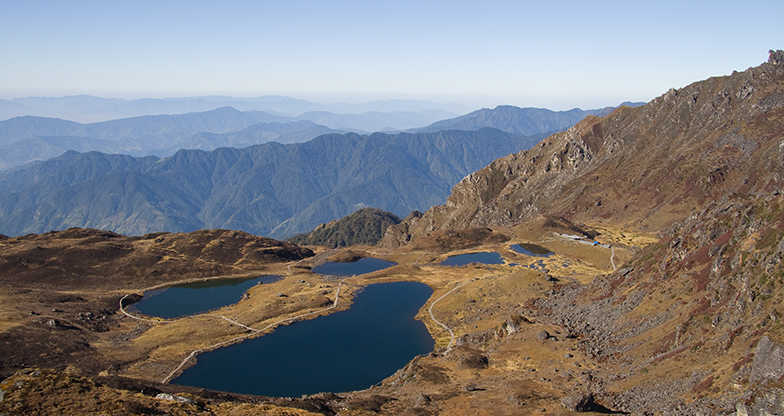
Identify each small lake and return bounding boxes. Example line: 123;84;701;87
311;257;397;276
510;243;554;258
129;275;282;319
172;281;434;397
441;251;505;266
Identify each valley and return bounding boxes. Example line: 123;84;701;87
1;52;783;415
0;218;634;415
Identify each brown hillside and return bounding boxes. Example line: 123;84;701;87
0;227;313;290
382;50;784;247
373;50;784;413
0;228;313;381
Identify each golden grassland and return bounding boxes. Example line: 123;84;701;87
0;218;656;415
101;220;630;390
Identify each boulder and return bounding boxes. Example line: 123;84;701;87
750;335;784;383
560;393;595;412
458;352;489;369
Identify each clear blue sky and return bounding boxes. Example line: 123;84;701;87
1;0;782;110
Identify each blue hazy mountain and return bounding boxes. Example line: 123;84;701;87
0;95;468;124
0;107;338;170
411;103;645;136
0;105;468;169
0;128;540;238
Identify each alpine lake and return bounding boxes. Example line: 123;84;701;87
133;259;434;397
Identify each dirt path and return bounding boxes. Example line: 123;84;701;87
428;277;481;353
610;246;617;271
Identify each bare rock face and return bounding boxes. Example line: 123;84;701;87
736;335;784;415
770;49;784;65
750;335;784;384
382;51;784;247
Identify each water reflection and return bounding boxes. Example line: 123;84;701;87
130;275;281;319
172;281;434;397
510;243;554;257
441;251;505;266
312;257;397;276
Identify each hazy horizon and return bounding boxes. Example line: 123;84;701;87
2;1;782;111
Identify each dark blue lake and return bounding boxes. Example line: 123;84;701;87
172;281;434;397
311;257;397;276
510;243;554;257
441;251;505;266
129;275;282;319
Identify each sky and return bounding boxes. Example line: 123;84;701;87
1;0;782;110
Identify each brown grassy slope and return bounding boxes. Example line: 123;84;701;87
530;193;784;413
382;51;784;247
0;228;313;379
0;227;313;290
375;51;784;413
0;368;330;416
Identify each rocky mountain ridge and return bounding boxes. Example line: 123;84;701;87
377;50;784;414
382;50;784;248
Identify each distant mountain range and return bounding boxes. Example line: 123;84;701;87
411;103;644;136
0;95;471;124
0;128;539;238
0;107;341;170
0;102;638;171
291;109;456;132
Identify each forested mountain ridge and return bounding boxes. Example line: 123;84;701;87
0;128;538;238
0;106;454;171
288;207;401;248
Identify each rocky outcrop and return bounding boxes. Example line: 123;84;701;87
734;335;784;415
526;191;784;414
750;335;784;384
560;393;596;412
381;124;602;246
